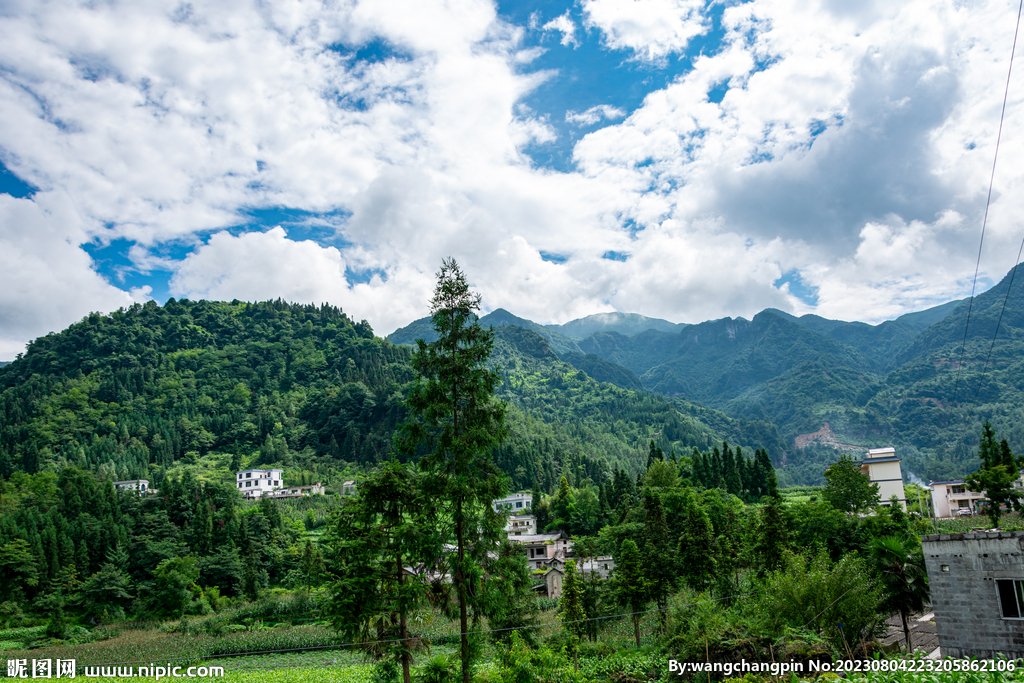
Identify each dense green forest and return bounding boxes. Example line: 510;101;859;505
0;290;997;681
390;265;1024;483
0;299;785;496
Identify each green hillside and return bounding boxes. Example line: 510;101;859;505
393;268;1024;484
0;299;784;495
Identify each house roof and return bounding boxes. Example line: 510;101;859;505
861;455;901;465
508;533;568;543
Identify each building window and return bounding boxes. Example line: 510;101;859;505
997;579;1024;619
952;486;965;494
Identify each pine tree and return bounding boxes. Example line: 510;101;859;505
966;423;1021;528
723;442;741;496
327;461;438;683
560;559;586;672
398;259;508;683
640;492;676;631
611;539;648;647
678;490;716;591
753;496;788;577
691;448;708;488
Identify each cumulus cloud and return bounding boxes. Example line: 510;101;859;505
542;12;579;48
0;192;142;357
582;0;708;62
1;0;1023;357
566;105;627;126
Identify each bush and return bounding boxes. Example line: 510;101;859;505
754;552;884;657
417;654;457;683
494;631;589;683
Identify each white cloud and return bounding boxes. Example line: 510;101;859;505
171;227;350;306
582;0;708;62
1;0;1024;356
566;105;627;126
0;192;141;357
542;12;579;48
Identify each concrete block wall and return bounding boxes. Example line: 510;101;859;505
922;531;1024;658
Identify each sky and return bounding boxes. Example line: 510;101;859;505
1;0;1024;358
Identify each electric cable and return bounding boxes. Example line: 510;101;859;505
947;0;1023;422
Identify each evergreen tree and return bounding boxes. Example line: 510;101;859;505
753;496;788;577
677;490;716;591
301;539;325;593
640;492;676;631
966;423;1021;528
709;447;724;490
868;535;929;651
611;539;648;647
559;559;586;672
481;539;538;646
328;461;437;683
691;448;708;488
398;259;508;683
723;442;742;496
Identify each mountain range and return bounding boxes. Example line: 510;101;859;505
391;266;1024;482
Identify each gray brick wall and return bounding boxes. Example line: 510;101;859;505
922;531;1024;658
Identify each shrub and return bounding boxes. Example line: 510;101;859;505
417;654;457;683
754;552;884;657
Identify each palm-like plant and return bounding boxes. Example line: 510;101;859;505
867;535;929;651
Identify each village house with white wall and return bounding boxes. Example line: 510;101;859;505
860;447;907;510
928;473;1024;518
114;479;150;494
237;468;284;498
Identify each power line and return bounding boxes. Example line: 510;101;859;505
948;0;1023;415
972;236;1024;404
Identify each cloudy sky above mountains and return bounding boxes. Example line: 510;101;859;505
1;0;1023;357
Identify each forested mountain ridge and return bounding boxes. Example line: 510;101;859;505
388;266;1024;482
0;298;784;496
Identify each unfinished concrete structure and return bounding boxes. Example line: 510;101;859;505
922;530;1024;658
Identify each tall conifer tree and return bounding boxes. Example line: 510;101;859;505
399;259;508;683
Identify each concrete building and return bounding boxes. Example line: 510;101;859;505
922;530;1024;658
267;483;325;499
541;567;563;599
493;492;532;513
510;532;573;570
930;476;1024;518
930;480;988;518
113;479;150;494
861;447;906;510
236;468;284;499
341;480;357;495
505;514;536;535
578;556;616;580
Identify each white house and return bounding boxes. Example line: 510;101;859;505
860;447;906;510
236;468;284;499
268;483;325;499
509;532;573;570
113;479;150;494
505;514;536;536
929;479;987;517
493;492;532;513
929;475;1024;518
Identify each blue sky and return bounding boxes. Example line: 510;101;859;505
0;0;1022;358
